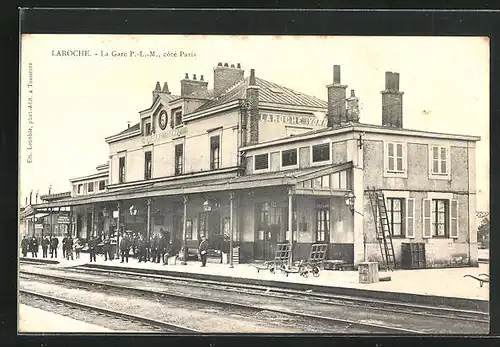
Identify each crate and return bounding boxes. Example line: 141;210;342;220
401;243;426;269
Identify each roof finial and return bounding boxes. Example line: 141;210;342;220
155;81;161;91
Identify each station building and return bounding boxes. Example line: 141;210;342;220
22;62;480;268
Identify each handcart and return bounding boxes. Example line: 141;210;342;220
282;243;328;278
253;243;291;274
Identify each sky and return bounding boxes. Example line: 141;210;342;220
19;35;489;212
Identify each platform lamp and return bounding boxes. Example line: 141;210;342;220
344;191;356;215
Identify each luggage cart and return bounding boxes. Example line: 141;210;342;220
282;243;329;277
253;243;291;274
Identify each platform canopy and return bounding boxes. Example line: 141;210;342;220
30;161;353;209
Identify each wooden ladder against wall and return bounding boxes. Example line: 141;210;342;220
367;187;396;271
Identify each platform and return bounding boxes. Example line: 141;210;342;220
18;304;113;333
21;254;490;309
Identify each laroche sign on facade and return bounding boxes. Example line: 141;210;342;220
260;113;328;127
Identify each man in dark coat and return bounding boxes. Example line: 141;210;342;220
119;233;129;263
62;236;68;259
158;231;168;264
88;236;97;262
65;236;74;260
198;236;209;267
50;237;59;258
138;235;147;263
103;235;112;261
41;236;50;258
150;235;159;263
30;236;39;258
21;236;29;257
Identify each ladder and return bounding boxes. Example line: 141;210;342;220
367;187;396;271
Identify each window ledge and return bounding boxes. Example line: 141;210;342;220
383;170;408;178
429;172;451;180
311;159;332;166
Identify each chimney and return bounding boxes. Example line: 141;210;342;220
346;89;360;123
246;69;260;145
152;81;161;102
162;82;170;94
381;71;403;128
326;65;347;127
180;72;208;97
213;62;245;96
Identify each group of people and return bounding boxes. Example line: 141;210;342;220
21;235;85;260
21;229;212;267
118;228;176;264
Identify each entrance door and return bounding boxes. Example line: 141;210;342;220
315;199;331;256
254;202;288;261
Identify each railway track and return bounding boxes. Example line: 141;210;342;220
19;289;198;333
48;264;489;322
20;269;486;334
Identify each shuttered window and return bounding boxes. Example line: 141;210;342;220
422;199;432;238
432;199;449;237
406;198;415;238
254;154;269;170
386;142;405;172
450;199;459;238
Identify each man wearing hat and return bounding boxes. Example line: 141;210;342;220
198;236;209;267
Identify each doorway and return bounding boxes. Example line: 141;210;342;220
199;211;221;250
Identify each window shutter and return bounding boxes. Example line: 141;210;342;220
422;199;432;238
450;199;459;238
406;198;415;238
428;146;434;175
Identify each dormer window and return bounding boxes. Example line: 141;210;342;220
145;122;152;135
172;109;183;127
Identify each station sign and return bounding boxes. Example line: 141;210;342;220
141;126;188;145
57;215;70;224
260;113;328;127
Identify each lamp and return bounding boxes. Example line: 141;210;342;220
344;191;356;214
129;205;138;216
357;133;364;149
203;200;212;212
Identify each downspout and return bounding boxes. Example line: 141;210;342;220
467;143;471;265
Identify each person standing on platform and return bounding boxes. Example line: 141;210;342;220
30;236;39;258
138;234;147;263
50;236;59;258
198;236;209;267
120;233;129;263
150;234;159;264
62;235;68;259
21;235;29;257
74;237;82;259
66;236;74;260
103;235;112;261
41;236;49;258
88;236;97;262
158;231;168;264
